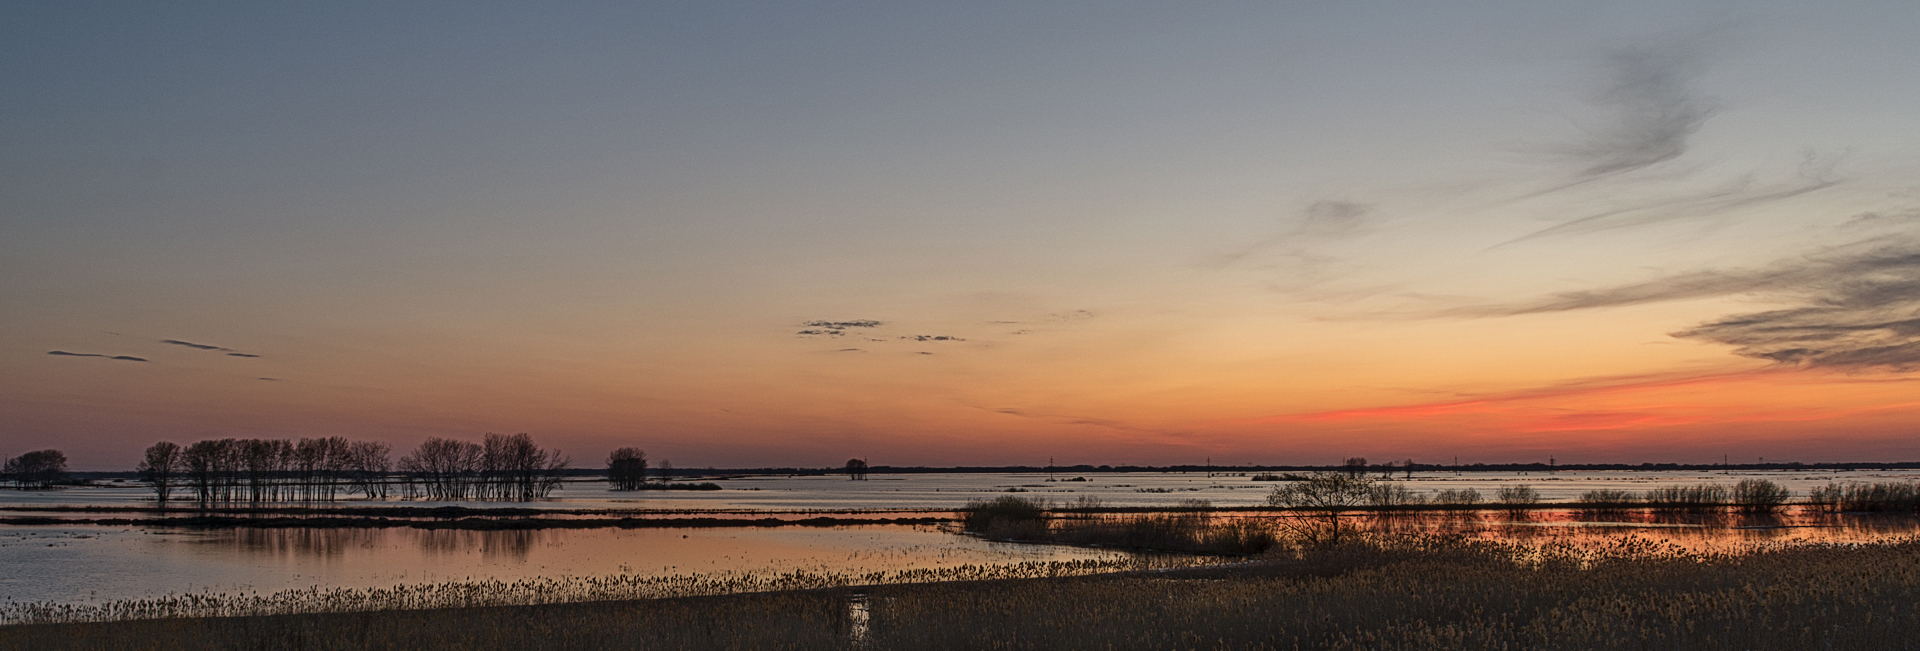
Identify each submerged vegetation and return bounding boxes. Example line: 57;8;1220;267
10;535;1920;650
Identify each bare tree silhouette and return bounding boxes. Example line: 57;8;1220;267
607;448;648;490
3;450;68;489
138;442;184;507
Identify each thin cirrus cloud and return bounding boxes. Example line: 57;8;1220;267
1206;200;1372;269
47;351;147;362
1496;34;1842;245
1502;153;1843;245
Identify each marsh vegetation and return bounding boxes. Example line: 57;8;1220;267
9;534;1920;650
963;495;1278;555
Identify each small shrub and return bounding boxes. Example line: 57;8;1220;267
962;496;1049;539
1645;484;1729;512
1367;484;1426;508
1806;482;1843;512
1838;481;1920;511
1432;488;1481;506
1496;484;1540;506
1730;479;1790;513
1578;489;1638;514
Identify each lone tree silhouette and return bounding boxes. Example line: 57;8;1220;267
1341;457;1368;479
607;447;648;490
845;458;868;481
138;442;184;507
1267;472;1373;546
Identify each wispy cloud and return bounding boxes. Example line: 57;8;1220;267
48;351;147;362
1243;368;1906;433
984;406;1194;445
1558;35;1717;182
161;339;230;351
1207;201;1372;268
1503;151;1843;244
1674;245;1920;369
797;319;883;337
161;338;261;358
1458;235;1920;370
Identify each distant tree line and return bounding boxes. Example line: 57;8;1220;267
2;450;69;489
134;433;569;506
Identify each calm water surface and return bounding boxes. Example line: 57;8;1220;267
13;469;1920;511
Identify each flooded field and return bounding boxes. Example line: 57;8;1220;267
7;470;1920;609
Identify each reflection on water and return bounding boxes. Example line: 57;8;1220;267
843;591;873;650
218;528;547;562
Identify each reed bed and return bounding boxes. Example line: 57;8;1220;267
0;554;1218;627
963;496;1277;555
861;535;1920;650
11;535;1920;650
1808;481;1920;512
1644;484;1730;512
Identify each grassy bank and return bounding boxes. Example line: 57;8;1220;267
10;535;1920;650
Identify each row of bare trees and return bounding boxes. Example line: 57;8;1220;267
398;433;569;501
139;437;393;506
137;433;568;506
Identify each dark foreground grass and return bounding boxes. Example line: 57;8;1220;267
9;535;1920;650
0;592;846;651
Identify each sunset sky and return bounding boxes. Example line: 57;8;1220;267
8;2;1920;470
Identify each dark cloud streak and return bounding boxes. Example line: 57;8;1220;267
162;338;262;358
797;319;883;337
48;351;148;362
161;339;230;351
